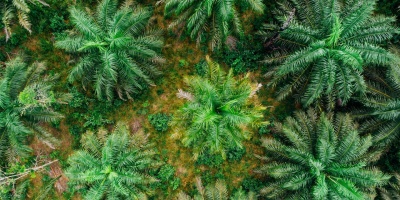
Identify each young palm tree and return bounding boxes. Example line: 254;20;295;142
177;178;256;200
0;0;49;40
173;56;265;159
257;109;390;199
260;0;398;108
164;0;265;51
56;0;164;100
355;62;400;149
66;124;162;200
0;56;67;163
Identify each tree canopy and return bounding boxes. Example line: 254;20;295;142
173;57;266;159
257;109;390;199
66;124;162;200
0;56;67;164
261;0;398;108
56;0;164;100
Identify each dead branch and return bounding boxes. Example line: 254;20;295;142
0;160;58;185
177;89;194;101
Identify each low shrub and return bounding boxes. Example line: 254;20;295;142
179;59;189;67
258;124;272;135
153;164;181;191
221;37;263;74
148;113;171;132
227;147;246;162
241;177;264;192
196;151;224;168
194;59;206;76
83;112;112;129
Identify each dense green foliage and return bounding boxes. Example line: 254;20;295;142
196;150;224;168
261;0;398;108
221;38;264;74
29;0;70;34
56;0;164;100
258;109;390;199
66;124;162;199
174;57;266;159
164;0;265;51
152;164;181;192
148;112;171;132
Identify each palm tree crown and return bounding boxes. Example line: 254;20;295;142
261;0;398;108
0;56;66;163
1;0;49;40
174;57;265;159
257;109;390;199
164;0;265;51
66;124;162;200
56;0;164;100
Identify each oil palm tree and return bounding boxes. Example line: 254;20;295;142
0;56;67;164
66;124;162;200
1;0;49;40
353;50;400;199
173;56;266;159
177;178;256;200
56;0;164;100
257;109;390;199
164;0;265;51
260;0;398;109
355;62;400;149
